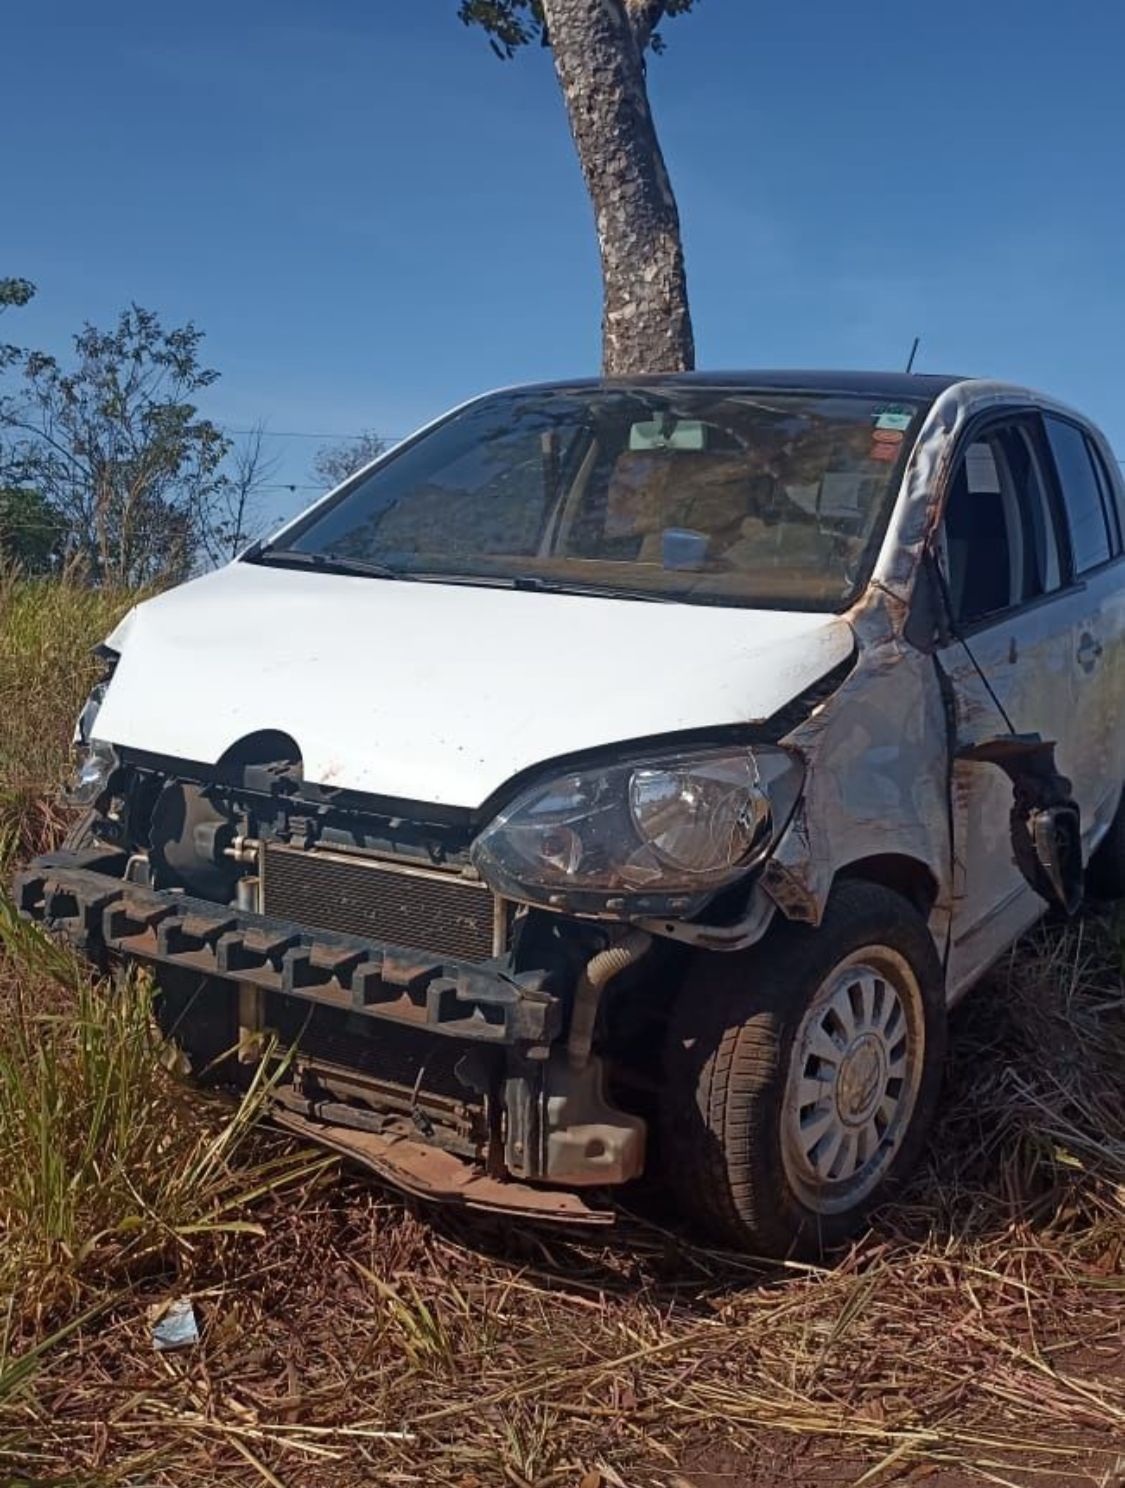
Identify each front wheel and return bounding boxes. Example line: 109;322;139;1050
661;880;947;1256
1086;786;1125;900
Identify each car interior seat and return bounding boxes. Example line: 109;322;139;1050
943;460;1012;623
604;450;767;564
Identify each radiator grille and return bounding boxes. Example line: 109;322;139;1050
260;845;495;962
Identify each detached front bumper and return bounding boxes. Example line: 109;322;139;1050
15;850;642;1226
16;849;561;1046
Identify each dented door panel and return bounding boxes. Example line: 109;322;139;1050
936;604;1074;995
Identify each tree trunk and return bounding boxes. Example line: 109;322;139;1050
540;0;695;377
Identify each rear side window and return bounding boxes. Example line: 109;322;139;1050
1087;437;1124;552
1044;416;1118;574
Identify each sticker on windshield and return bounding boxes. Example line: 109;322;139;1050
869;438;900;462
869;426;904;463
873;406;914;432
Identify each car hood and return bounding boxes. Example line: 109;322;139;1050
94;561;854;810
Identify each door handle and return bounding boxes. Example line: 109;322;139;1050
1077;632;1104;672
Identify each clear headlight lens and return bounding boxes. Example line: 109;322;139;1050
74;682;108;748
472;745;802;910
629;758;771;874
68;678;119;805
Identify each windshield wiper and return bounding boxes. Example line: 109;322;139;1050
508;574;678;603
391;569;678;602
248;548;406;581
248;551;677;602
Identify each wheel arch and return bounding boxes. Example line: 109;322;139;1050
834;853;939;919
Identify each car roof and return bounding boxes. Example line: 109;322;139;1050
509;369;968;401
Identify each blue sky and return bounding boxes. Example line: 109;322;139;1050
5;0;1125;521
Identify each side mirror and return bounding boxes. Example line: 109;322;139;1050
960;735;1083;915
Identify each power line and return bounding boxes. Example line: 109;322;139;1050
217;424;405;442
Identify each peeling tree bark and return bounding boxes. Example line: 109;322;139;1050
540;0;695;377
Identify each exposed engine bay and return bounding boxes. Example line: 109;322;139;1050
20;736;704;1220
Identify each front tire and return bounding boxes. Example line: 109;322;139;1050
661;880;947;1256
1086;787;1125;900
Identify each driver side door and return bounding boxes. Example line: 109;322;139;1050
936;414;1083;997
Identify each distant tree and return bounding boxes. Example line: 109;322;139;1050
0;305;231;587
459;0;698;376
0;278;35;370
0;278;60;572
0;486;62;573
0;278;35;308
199;422;279;565
312;430;387;490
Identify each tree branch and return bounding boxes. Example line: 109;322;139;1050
625;0;666;52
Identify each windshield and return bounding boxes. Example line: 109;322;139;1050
264;387;925;610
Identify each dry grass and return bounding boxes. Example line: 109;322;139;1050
1;580;1123;1486
8;916;1123;1487
0;904;333;1320
0;565;136;858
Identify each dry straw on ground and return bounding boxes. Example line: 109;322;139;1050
2;908;1123;1487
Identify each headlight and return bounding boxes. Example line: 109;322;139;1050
74;681;108;748
70;740;119;806
472;745;802;914
68;665;120;806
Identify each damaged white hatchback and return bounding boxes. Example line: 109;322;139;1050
19;370;1125;1255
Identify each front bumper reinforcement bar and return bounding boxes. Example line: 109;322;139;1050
16;851;561;1047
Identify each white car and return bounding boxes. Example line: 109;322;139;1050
20;370;1125;1254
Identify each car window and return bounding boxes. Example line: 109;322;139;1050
273;388;926;612
1044;415;1116;574
942;423;1061;626
1086;435;1123;552
369;423;553;559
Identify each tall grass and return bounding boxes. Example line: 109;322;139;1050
0;901;329;1319
0;564;136;858
0;913;334;1488
0;573;334;1473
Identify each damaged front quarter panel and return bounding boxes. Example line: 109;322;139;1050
762;584;954;950
751;383;1003;946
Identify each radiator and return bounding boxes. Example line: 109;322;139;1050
260;843;496;962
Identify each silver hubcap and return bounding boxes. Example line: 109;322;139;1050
781;949;924;1215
